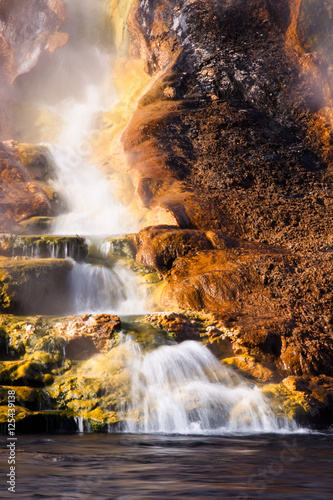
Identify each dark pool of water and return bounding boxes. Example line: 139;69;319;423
1;433;333;499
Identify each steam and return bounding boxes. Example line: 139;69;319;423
10;0;113;144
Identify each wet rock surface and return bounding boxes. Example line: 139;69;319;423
56;314;122;356
0;234;88;260
0;256;73;315
0;314;124;431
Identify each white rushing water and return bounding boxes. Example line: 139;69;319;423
69;261;147;315
120;338;297;435
16;0;138;236
50;144;138;236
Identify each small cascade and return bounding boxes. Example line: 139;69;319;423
2;233;146;316
68;261;147;315
74;416;84;433
6;236;88;261
120;339;297;435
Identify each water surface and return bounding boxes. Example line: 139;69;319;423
1;433;332;499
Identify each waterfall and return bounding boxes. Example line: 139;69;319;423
41;1;142;312
46;0;138;236
107;337;297;435
11;0;143;315
7;236;88;261
50;145;138;236
12;0;137;236
69;261;147;315
7;0;301;436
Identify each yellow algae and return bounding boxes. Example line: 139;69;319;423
222;355;274;382
0;405;34;424
108;0;136;54
262;379;310;420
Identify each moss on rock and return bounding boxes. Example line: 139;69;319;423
222;355;274;383
0;385;50;410
0;235;88;260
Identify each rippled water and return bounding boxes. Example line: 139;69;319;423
1;433;332;499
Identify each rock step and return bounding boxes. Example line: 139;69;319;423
0;234;88;261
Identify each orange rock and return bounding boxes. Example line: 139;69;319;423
120;0;333;388
135;225;214;272
56;314;122;354
144;312;201;341
0;142;57;232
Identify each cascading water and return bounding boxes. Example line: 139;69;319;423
36;0;139;236
69;261;148;315
50;145;138;236
100;336;297;435
6;236;88;261
45;1;143;313
12;0;143;313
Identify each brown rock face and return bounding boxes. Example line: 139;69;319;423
122;0;333;385
56;314;122;355
135;225;226;272
0;0;68;84
0;141;58;232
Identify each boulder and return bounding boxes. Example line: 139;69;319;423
55;314;122;354
0;142;59;233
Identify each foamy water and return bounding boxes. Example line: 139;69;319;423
116;337;298;435
50;145;138;235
